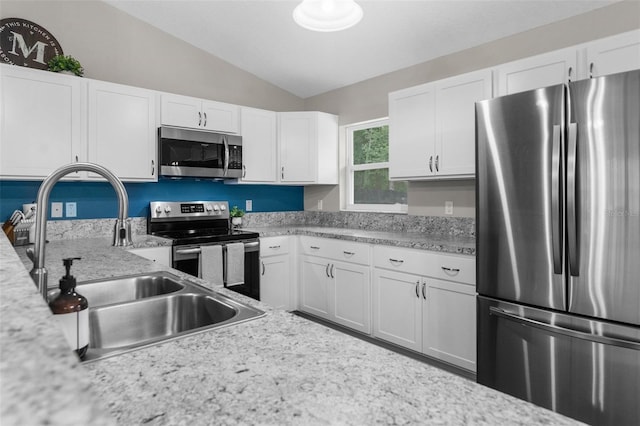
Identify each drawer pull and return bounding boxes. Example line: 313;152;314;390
310;246;320;250
389;258;404;265
343;251;355;256
441;266;460;275
269;245;281;250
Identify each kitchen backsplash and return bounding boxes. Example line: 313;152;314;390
244;211;475;237
42;212;474;241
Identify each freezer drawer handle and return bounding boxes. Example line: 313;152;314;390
489;307;640;350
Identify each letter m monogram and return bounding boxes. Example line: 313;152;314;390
9;31;48;64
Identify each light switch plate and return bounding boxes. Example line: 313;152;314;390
66;202;77;218
246;200;253;212
51;202;63;218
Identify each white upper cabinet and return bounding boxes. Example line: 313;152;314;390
278;111;338;185
389;68;491;180
160;93;239;134
496;47;577;96
435;69;492;177
389;83;435;179
585;30;640;78
240;107;277;183
0;65;84;179
87;81;157;181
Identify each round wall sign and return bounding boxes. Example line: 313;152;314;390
0;18;63;69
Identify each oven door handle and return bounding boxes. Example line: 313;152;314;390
244;241;259;249
175;248;202;255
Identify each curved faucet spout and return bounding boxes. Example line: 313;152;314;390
29;162;132;300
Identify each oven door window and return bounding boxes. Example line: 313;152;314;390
161;139;224;168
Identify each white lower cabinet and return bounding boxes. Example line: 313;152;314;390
372;268;422;351
372;245;477;372
298;237;371;334
260;236;294;310
129;246;171;267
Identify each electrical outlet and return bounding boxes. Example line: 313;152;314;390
66;202;77;218
445;201;454;215
245;200;253;212
51;202;63;218
318;200;323;210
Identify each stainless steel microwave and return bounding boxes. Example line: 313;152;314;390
158;126;243;179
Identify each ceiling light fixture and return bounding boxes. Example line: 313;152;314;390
293;0;363;32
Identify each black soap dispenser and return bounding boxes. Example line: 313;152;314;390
49;257;89;360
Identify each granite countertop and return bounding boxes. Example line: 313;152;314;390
247;226;476;255
0;234;578;425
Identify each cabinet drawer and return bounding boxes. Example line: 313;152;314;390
373;246;435;276
429;253;476;286
260;236;290;256
299;236;370;265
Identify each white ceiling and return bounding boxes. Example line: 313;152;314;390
105;0;616;99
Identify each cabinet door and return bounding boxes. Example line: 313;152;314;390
300;256;330;319
372;268;422;351
240;107;277;182
201;100;239;134
261;255;291;310
435;69;492;177
496;47;577;96
279;112;315;183
331;261;371;334
389;84;435;179
129;246;171;267
586;30;640;78
160;94;201;128
422;278;476;372
87;81;156;181
0;66;83;179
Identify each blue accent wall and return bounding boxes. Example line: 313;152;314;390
0;179;303;220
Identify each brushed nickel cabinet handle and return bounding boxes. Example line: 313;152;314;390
429;156;433;173
203;112;207;127
198;111;202;126
589;62;594;79
568;66;573;82
441;266;460;275
343;251;355;257
242;165;246;178
281;166;285;180
422;282;426;299
415;281;420;298
389;258;404;265
261;261;265;276
435;155;439;172
151;160;155;176
269;245;281;250
325;263;330;277
330;264;334;278
310;246;320;250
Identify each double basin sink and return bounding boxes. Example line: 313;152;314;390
49;271;264;362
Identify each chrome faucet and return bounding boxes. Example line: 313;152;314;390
28;163;132;300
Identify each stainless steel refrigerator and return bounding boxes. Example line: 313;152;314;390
476;69;640;425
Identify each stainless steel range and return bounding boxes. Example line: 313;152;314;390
147;201;260;300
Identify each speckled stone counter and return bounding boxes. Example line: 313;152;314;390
248;225;476;255
1;234;580;425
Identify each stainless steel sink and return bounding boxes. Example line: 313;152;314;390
60;272;265;362
48;272;184;307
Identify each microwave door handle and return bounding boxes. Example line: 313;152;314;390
223;135;230;176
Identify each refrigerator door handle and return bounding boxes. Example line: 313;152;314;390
489;307;640;350
567;122;579;276
551;124;563;274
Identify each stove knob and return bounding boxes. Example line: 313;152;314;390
205;204;213;212
213;204;220;211
155;205;163;214
164;205;172;214
219;204;227;211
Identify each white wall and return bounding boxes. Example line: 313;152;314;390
303;1;640;216
0;0;304;111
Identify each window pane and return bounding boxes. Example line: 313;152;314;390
353;125;389;165
354;168;407;205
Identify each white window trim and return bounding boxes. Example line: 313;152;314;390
344;118;407;213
